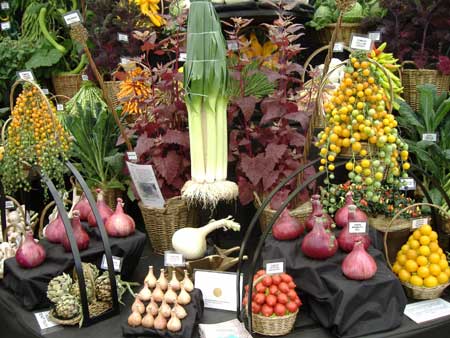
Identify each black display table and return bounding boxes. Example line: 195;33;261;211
1;239;450;338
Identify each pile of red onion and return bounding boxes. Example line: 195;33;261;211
342;241;377;280
105;198;136;237
301;214;338;260
272;209;304;241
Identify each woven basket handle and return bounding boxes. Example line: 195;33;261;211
383;202;449;269
1;117;11;145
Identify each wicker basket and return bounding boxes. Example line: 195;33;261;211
253;193;312;234
51;74;83;101
384;202;450;299
316;23;363;46
401;63;450;111
139;196;198;254
101;188;123;210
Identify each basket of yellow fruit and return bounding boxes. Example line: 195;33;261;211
386;203;450;300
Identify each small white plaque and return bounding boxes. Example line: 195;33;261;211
422;133;438;142
101;254;122;272
404;298;450;324
1;2;10;10
126;151;138;161
42;88;49;95
368;31;381;42
333;42;344;52
164;251;185;267
178;52;187;62
81;74;89;81
349;221;367;234
63;10;82;26
5;200;14;209
350;34;372;51
412;218;429;229
400;178;416;191
1;21;11;31
17;70;35;81
56;104;64;111
34;310;60;330
117;33;129;43
265;261;285;275
194;270;243;312
227;40;238;51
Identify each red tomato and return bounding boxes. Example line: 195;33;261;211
286;301;298;313
254;293;266;305
288;281;296;289
244;285;249;292
252;302;261;314
281;273;293;283
262;275;273;287
256;269;266;277
269;285;279;295
255;283;266;293
279;282;290;294
261;304;274;317
242;296;248;306
265;294;277;307
295;297;302;307
287;289;297;300
274;303;287;317
277;293;288;304
272;275;281;285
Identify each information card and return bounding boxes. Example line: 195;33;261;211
404;298;450;324
126;161;165;208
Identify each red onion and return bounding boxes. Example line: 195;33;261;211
73;194;91;221
105;198;135;237
342;241;377;280
338;205;370;252
44;214;65;243
272;209;305;241
305;195;333;231
335;191;367;228
15;232;46;268
87;189;113;227
61;211;90;252
301;214;338;260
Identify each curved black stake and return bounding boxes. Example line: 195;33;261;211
65;161;120;323
245;161;345;331
235;158;320;317
0;180;7;242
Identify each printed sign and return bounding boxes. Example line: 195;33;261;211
1;2;10;10
126;151;138;162
81;74;89;81
333;42;344;52
412;218;429;229
350;34;372;51
368;31;381;42
399;177;416;191
164;251;185;267
404;298;450;324
422;133;438;142
42;88;49;95
5;200;14;209
101;254;122;272
1;21;11;31
227;40;238;51
178;52;187;62
34;311;60;331
126;162;165;208
349;221;368;234
264;259;285;275
63;10;82;26
56;104;64;111
17;70;35;81
117;33;129;43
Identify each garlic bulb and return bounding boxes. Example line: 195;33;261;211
154;309;167;330
160;299;171;318
164;283;178;304
182;270;194;292
146;297;159;317
173;301;187;319
131;297;145;314
167;309;182;332
142;312;154;328
157;268;168;291
138;283;152;302
152;282;164;302
169;270;181;291
128;311;142;327
145;266;157;289
177;284;191;305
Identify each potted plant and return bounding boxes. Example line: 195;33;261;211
307;0;387;45
225;13;315;231
373;0;450;110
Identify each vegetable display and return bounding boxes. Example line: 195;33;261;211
182;0;238;207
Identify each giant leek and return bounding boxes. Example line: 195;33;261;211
182;0;238;208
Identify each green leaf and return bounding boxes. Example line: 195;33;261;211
434;97;450;130
398;100;424;136
25;48;63;69
417;84;436;132
104;153;124;174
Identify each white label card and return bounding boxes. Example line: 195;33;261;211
412;218;429;229
349;221;368;234
404;298;450;324
17;70;35;81
121;57;131;65
81;74;89;81
1;2;9;10
264;260;285;275
164;251;185;267
333;42;344;52
227;40;238;51
126;151;138;161
350;34;372;51
400;178;416;191
63;10;82;25
34;310;60;330
1;21;11;30
178;52;187;62
101;254;122;272
56;104;64;111
5;200;14;209
368;31;381;42
42;88;49;95
117;33;129;43
126;162;165;208
422;133;438;142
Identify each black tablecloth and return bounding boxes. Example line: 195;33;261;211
3;230;146;310
262;234;407;338
122;289;204;337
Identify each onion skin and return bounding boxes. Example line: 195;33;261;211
61;211;90;252
301;216;337;260
272;209;305;241
105;198;135;237
342;241;377;280
73;194;91;221
87;189;113;227
335;192;367;228
15;233;46;268
305;195;333;231
45;215;65;243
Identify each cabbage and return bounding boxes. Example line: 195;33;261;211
342;2;364;23
308;5;336;30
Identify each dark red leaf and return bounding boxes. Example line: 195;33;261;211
240;153;267;187
162;129;189;147
235;96;257;122
135;135;154;158
265;143;288;164
270;189;289;210
152;151;182;184
284;111;309;129
288;132;306;147
238;177;255;206
263;169;280;191
260;100;284;124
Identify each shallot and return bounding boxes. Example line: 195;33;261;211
87;189;113;227
272;209;304;241
342;241;377;280
44;214;65;243
154;309;167;330
105;198;135;237
146;298;159;317
335;191;367;228
61;211;90;252
177;285;191;305
169;270;181;291
152;282;164;302
145;266;157;289
128;311;142;327
305;195;333;231
167;309;182;332
173;301;187;319
164;283;177;304
73;193;91;221
131;297;145;314
182;270;194;292
157;268;168;291
138;283;152;302
159;299;171;318
15;232;46;268
301;215;337;260
142;312;154;328
337;205;370;252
